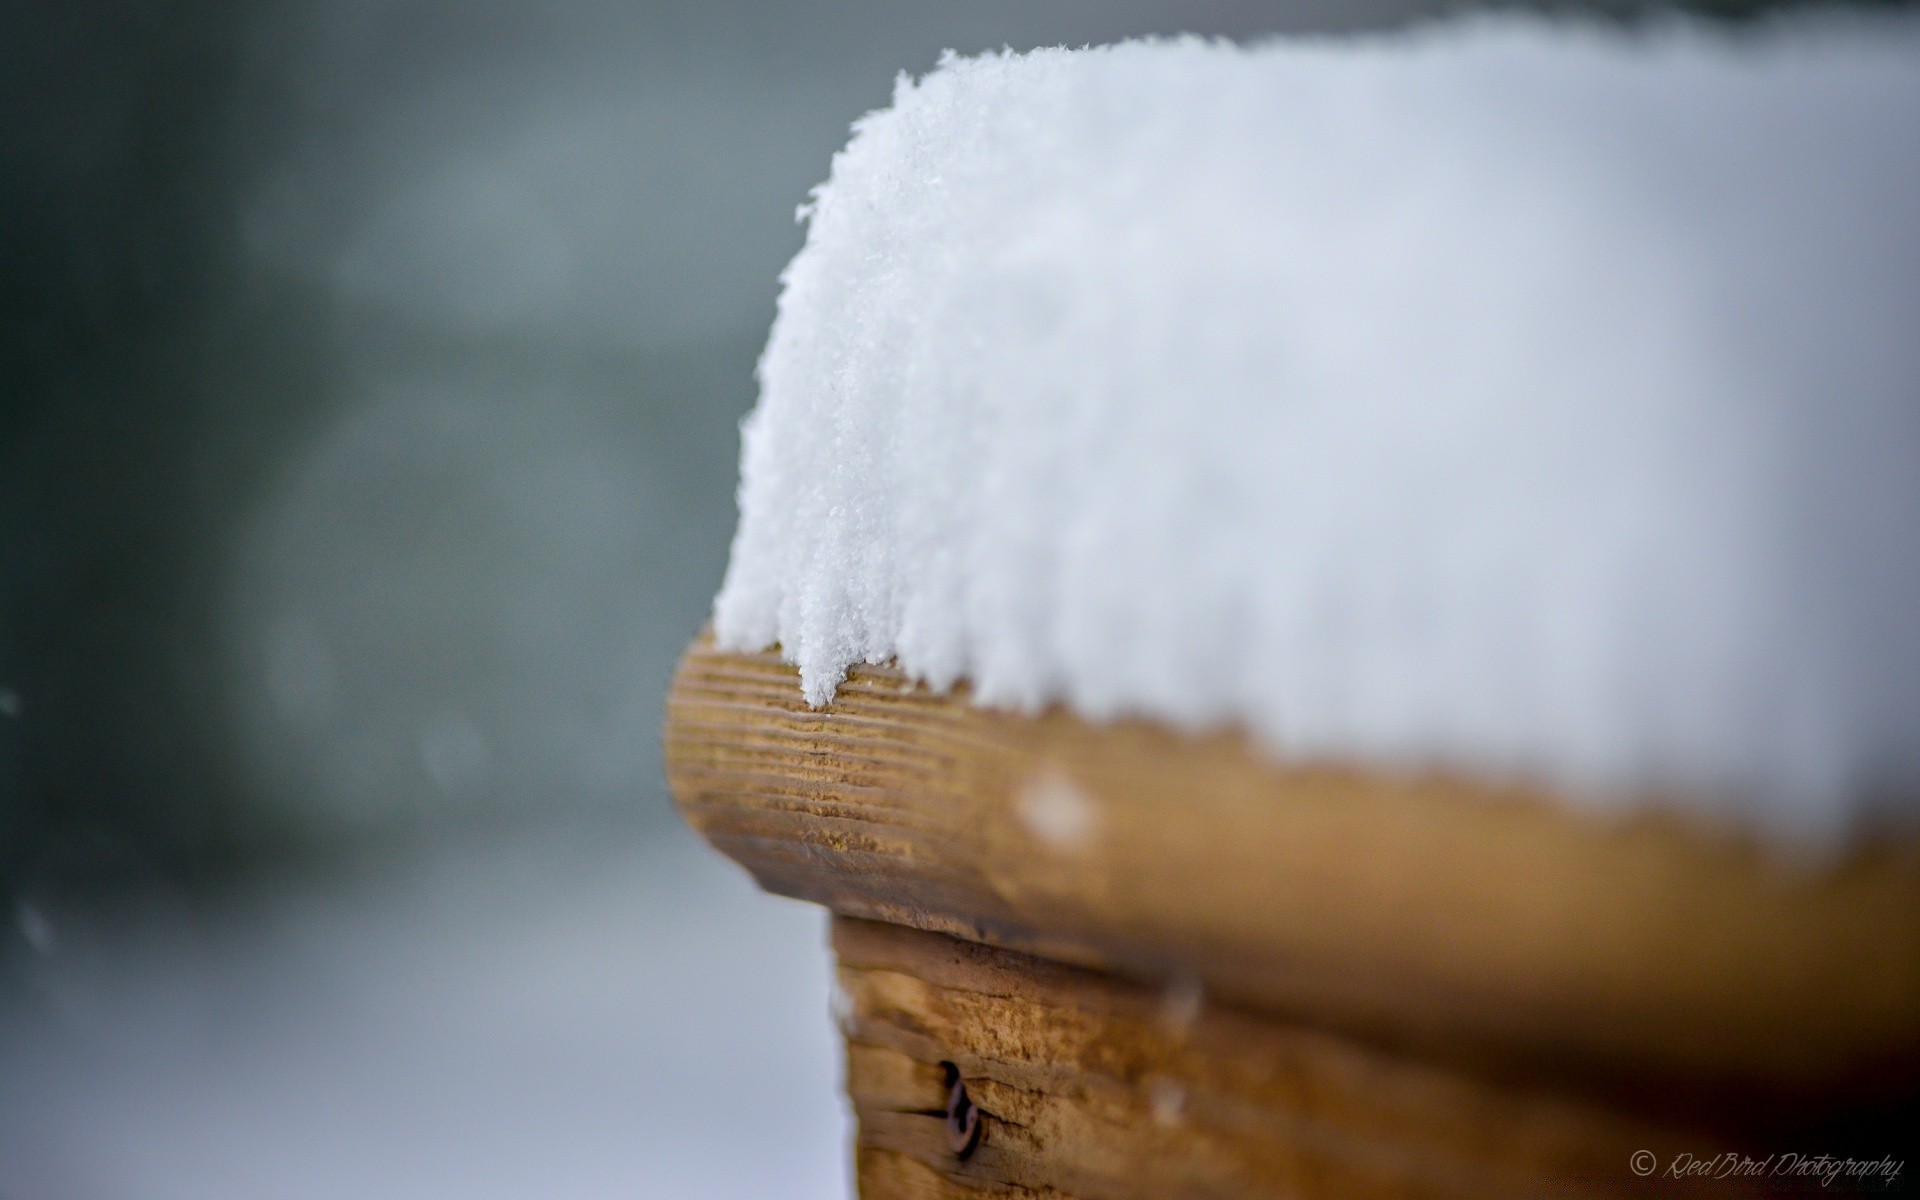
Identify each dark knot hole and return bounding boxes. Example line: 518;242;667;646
940;1061;982;1159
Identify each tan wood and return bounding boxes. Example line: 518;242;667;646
665;635;1920;1104
837;916;1727;1200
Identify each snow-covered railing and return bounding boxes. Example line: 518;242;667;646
669;21;1920;1199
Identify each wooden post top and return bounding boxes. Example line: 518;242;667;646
664;633;1920;1117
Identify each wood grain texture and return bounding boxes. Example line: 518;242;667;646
837;916;1724;1200
665;635;1920;1101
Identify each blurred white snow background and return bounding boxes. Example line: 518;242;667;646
0;830;843;1199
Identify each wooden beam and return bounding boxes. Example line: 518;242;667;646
835;916;1721;1200
665;634;1920;1105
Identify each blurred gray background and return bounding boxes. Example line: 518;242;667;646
0;0;1870;1194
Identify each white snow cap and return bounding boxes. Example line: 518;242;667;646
714;18;1920;838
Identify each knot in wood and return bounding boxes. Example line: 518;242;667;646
940;1061;982;1159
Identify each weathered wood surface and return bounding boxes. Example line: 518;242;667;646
665;635;1920;1101
838;916;1724;1200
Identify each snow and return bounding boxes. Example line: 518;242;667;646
0;832;849;1200
713;17;1920;838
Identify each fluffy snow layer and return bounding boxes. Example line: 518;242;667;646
713;20;1920;837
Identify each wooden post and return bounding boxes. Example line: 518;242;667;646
665;634;1920;1197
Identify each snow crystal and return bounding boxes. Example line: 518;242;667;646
713;18;1920;838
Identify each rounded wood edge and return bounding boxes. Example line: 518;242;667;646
664;633;1920;1101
